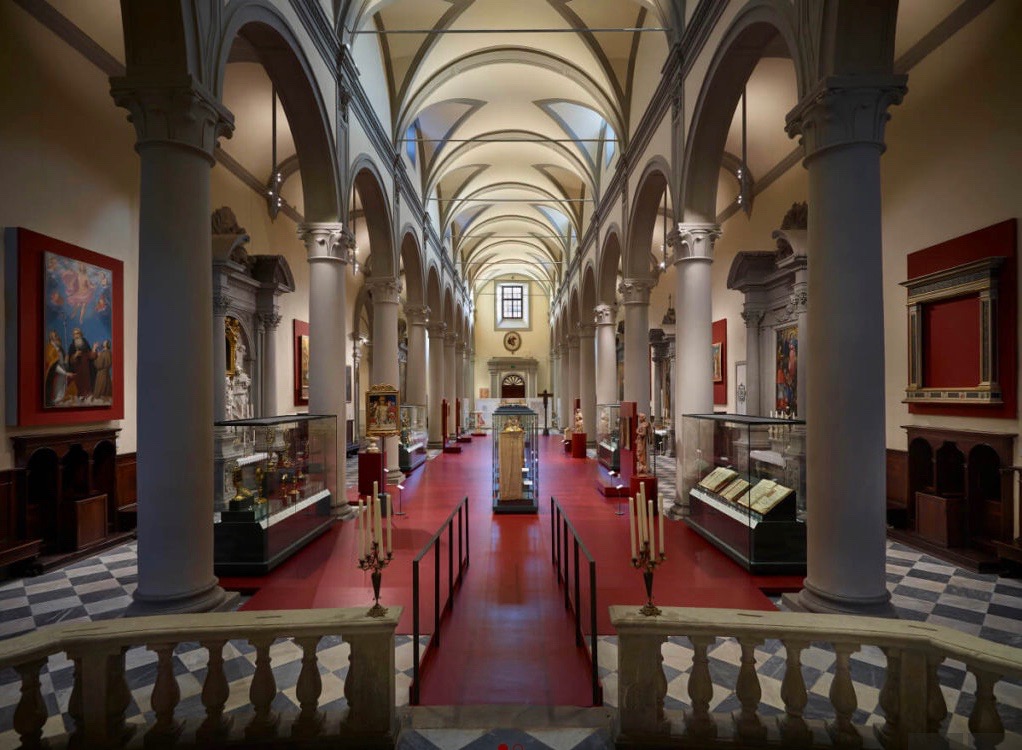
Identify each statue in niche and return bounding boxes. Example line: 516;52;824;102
635;412;650;475
227;338;253;420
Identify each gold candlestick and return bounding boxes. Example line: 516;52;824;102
358;540;393;617
632;542;667;616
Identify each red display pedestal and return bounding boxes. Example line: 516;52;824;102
571;432;587;459
357;450;386;500
563;436;572;453
596;466;627;497
631;475;659;511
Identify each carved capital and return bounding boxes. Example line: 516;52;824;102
212;295;231;316
456;341;467;354
406;305;430;325
668;223;720;264
258;312;283;331
366;276;402;305
787;284;809;316
594;303;617;325
618;278;654;306
444;331;459;344
567;333;580;349
786;75;908;161
110;76;233;162
741;308;765;328
426;321;447;338
298;223;351;264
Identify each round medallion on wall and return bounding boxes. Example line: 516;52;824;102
503;331;522;353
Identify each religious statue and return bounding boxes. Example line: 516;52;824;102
599;409;610;437
635;412;650;475
226;338;253;420
574;407;584;434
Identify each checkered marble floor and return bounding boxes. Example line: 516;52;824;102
1;534;1020;748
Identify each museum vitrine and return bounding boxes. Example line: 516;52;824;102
213;414;336;575
597;403;620;472
681;413;806;573
492;402;539;514
399;403;429;472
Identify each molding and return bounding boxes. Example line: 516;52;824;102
13;0;125;77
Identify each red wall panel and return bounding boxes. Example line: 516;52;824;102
922;296;981;388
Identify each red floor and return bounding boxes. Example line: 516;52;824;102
231;435;802;705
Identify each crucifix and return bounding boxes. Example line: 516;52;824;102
538;389;553;435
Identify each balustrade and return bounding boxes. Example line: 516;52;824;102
612;606;1022;749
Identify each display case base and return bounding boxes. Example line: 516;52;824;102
443;441;462;454
399;446;427;473
493;497;539;514
456;434;472;443
596;472;628;497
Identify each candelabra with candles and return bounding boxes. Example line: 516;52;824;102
355;481;394;617
628;483;666;616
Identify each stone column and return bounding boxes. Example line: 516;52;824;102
300;224;352;511
549;346;561;428
258;312;282;416
619;279;653;413
427;322;446;446
212;294;230;422
456;341;466;431
650;333;670;427
368;277;403;482
793;269;809;420
784;75;906;616
444;332;458;439
566;334;580;420
594;304;617;407
111;78;232;614
405;306;429;406
741;307;765;415
670;225;720;506
577;323;596;447
351;333;366;441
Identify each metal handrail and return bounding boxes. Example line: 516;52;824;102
550;496;602;705
410;495;470;704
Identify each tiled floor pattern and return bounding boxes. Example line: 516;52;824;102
2;520;1020;747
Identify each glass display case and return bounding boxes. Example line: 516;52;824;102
399;403;429;472
597;403;620;472
681;413;806;573
213;414;336;575
492;402;539;514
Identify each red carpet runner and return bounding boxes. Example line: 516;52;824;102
232;435;796;705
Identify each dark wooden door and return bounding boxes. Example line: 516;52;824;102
501;374;525;399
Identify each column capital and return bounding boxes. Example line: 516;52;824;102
426;321;447;338
576;322;596;338
740;307;766;328
298;223;354;263
366;276;402;304
406;305;430;325
110;75;233;163
444;331;459;344
456;341;467;353
668;223;721;264
786;74;908;162
618;278;654;306
594;303;617;325
787;284;808;316
258;312;283;331
212;294;231;316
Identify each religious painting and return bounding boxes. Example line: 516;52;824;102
365;384;400;436
293;319;310;406
711;343;723;383
479;387;490;399
4;228;124;426
775;325;798;413
712;318;728;406
345;365;352;403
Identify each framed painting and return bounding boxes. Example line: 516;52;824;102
711;343;723;382
4;227;124;426
775;324;798;413
365;383;400;437
712;318;728;405
293;319;309;406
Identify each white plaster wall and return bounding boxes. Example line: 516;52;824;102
473;279;551;396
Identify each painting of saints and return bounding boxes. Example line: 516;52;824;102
775;325;798;413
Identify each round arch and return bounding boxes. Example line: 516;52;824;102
426;264;443;318
399;228;425;307
625;158;671;278
580;263;597;322
351;159;397;277
597;227;623;305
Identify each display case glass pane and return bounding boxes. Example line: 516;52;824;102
597;403;621;472
491;402;539;514
399;404;429;472
681;413;806;573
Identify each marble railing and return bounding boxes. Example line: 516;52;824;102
0;607;400;749
612;605;1022;749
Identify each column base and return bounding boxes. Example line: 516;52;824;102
125;580;237;617
387;468;404;484
783;583;897;619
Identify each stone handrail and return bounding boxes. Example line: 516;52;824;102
0;606;401;749
612;605;1022;749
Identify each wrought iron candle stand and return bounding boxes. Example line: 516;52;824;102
358;541;393;618
632;542;666;616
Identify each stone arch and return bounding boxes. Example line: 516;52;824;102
217;2;340;222
351;160;396;277
580;263;597;322
567;287;580;331
399;229;425;307
442;286;455;329
426;264;443;318
681;0;803;223
597;228;623;305
625;158;672;278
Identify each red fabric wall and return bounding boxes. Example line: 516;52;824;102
922;296;981;387
712;318;727;406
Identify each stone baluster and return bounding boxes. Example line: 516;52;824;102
617;633;669;739
926;654;948;737
67;645;133;748
292;636;325;738
685;635;717;740
67;655;83;746
968;667;1004;750
342;631;398;742
779;639;811;746
146;642;182;744
108;647;132;745
198;639;232;742
245;637;278;738
877;647;901;748
828;642;862;748
735;637;766;742
13;658;47;749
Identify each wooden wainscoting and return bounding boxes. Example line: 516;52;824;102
0;469;43;568
886;448;909;527
115;453;137;532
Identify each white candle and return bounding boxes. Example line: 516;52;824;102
356;497;363;560
628;496;637;558
637;489;647;545
386;493;393;554
374;492;382;547
647;499;655;556
658;494;665;555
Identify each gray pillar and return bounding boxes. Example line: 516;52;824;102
594;304;617;406
368;277;402;482
566;334;580;421
619;279;653;413
259;312;281;416
405;305;429;406
427;322;446;446
785;75;906;616
444;332;458;438
577;323;596;447
111;78;231;614
742;308;764;416
212;294;230;422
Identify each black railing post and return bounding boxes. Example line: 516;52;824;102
563;523;570;607
412;559;421;704
574;538;582;646
434;540;441;648
590;559;599;705
448;519;454;603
